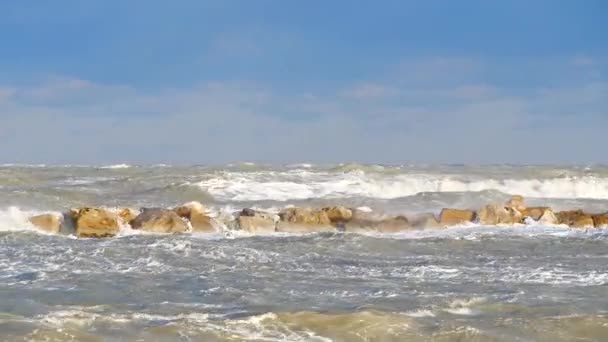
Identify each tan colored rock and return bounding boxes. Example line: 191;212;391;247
71;208;120;238
505;195;526;211
279;207;331;225
592;214;608;228
237;209;277;233
118;208;139;225
29;213;63;234
520;207;559;224
173;202;216;233
321;206;353;224
414;214;442;229
130;209;188;233
556;210;594;228
439;209;476;226
478;204;522;225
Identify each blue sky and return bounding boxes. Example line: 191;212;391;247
0;1;606;164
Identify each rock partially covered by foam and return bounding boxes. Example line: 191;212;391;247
29;213;63;234
173;201;216;233
118;208;139;225
556;210;594;228
344;210;412;233
131;208;189;233
439;209;476;226
70;208;120;238
237;208;278;233
520;207;559;224
478;204;523;225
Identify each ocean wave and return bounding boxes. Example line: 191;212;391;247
99;164;132;169
194;171;608;201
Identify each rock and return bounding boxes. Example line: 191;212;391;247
555;210;594;228
29;213;63;234
279;208;331;225
237;209;277;234
130;209;188;233
439;209;476;226
277;208;334;233
520;207;559;224
118;208;139;225
592;214;608;228
173;202;216;233
414;214;443;229
321;206;353;224
70;208;120;238
505;195;526;211
478;204;522;225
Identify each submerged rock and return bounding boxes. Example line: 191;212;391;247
556;210;594;228
29;213;63;234
70;208;120;238
131;208;189;233
478;204;522;225
374;216;411;233
321;206;353;224
237;208;277;234
439;209;476;226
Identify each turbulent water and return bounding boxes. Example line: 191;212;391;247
1;163;608;341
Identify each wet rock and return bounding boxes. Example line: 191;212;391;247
505;195;526;211
478;204;522;225
29;213;63;234
118;208;139;225
520;207;559;224
321;206;353;224
413;214;442;229
555;210;594;228
592;214;608;228
439;209;476;226
173;201;216;233
237;209;277;234
131;208;189;233
279;208;331;225
277;208;334;233
70;208;120;238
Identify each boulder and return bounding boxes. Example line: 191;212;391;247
439;209;476;226
130;208;189;233
279;208;331;225
555;210;594;228
592;214;608;228
70;208;120;238
277;208;334;233
505;195;526;211
520;207;559;224
478;204;522;225
237;208;277;234
321;206;353;224
173;201;216;233
29;213;63;234
118;208;139;225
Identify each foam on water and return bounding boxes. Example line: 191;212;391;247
195;170;608;201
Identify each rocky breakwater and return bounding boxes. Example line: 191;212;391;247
25;196;608;237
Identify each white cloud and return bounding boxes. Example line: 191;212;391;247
0;56;606;164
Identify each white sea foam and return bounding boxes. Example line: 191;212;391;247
99;164;131;169
194;170;608;201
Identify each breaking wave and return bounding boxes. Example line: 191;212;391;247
195;171;608;201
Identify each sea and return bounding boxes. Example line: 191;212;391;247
1;163;607;341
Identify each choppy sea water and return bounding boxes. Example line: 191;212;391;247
1;163;607;341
